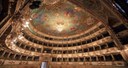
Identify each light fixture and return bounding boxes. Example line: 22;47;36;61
56;24;64;32
22;21;30;28
26;21;29;25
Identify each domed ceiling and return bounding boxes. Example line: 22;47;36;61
30;1;97;37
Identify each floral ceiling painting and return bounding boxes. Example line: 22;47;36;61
30;1;97;37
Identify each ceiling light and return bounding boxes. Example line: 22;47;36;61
56;25;64;32
26;21;29;25
23;21;29;28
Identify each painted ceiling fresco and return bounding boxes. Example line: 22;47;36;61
30;1;97;37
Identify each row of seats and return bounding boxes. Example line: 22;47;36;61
53;41;116;54
23;29;110;47
0;46;39;61
14;40;115;54
52;53;124;62
15;41;42;53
